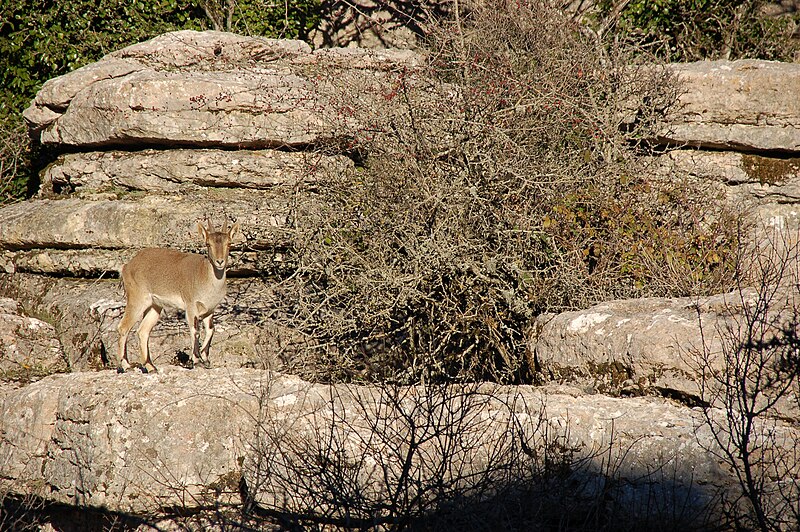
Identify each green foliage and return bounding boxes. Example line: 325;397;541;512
201;0;320;38
597;0;800;61
0;0;206;113
0;0;205;202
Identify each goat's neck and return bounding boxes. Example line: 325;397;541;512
204;258;228;284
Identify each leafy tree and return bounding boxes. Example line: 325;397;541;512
199;0;319;38
596;0;800;62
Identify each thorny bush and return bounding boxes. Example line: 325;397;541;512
694;229;800;531
283;1;740;384
241;381;709;531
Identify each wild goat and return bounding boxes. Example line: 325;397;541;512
116;220;239;373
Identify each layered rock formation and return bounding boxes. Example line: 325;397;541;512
5;367;797;527
2;31;420;372
2;30;800;527
661;60;800;153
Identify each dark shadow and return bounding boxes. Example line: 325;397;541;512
232;382;729;531
234;463;720;531
315;0;453;48
1;495;154;532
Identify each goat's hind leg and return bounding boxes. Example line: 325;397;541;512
136;305;162;373
116;311;134;373
117;297;149;374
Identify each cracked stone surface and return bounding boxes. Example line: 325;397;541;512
2;368;797;516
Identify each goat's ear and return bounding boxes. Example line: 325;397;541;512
198;221;209;241
229;222;241;240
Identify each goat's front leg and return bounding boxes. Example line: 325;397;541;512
186;310;201;369
197;314;214;369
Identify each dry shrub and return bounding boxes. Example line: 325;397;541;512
284;0;739;384
693;227;800;531
241;382;710;531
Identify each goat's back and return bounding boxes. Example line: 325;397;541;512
122;248;211;302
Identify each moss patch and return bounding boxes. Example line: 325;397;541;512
588;361;633;394
534;360;637;396
209;471;242;497
741;154;800;186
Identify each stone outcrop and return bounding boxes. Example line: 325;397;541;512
662;60;800;153
2;30;420;374
655;61;800;243
23;31;419;149
3;368;796;522
0;274;296;373
531;288;800;419
0;298;65;383
1;369;261;514
3;29;800;526
532;295;716;397
41;149;350;196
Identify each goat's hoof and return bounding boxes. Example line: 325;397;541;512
116;366;125;374
140;366;149;374
200;360;211;369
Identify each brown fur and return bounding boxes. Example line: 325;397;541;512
116;220;239;373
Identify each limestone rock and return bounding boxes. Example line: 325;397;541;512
36;69;336;148
531;289;800;420
23;30;422;149
40;149;353;196
7;31;800;526
531;295;716;397
110;30;312;68
0;274;300;373
2;369;796;519
659;150;800;190
655;149;800;240
0;368;266;513
24;31;312;131
29;58;142;115
0;149;346;277
0;297;66;382
662;60;800;152
0;191;295;276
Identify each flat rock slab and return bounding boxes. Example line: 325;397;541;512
0;147;346;277
658;150;800;190
531;288;800;420
0;368;271;513
3;368;795;518
0;274;301;374
663;60;800;153
0;191;286;251
532;295;714;396
41;149;353;196
23;30;421;149
0;189;300;276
